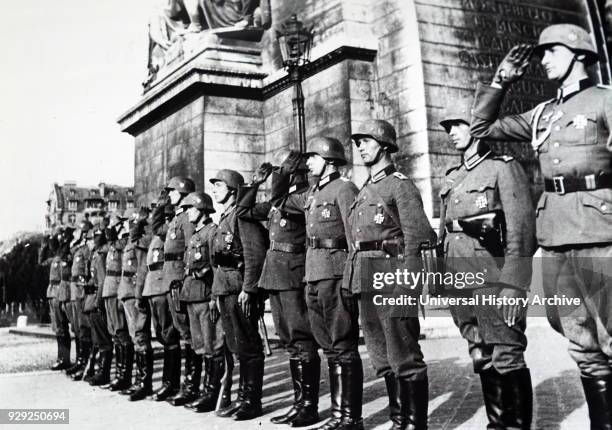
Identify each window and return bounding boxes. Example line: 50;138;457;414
127;190;134;197
67;200;78;211
90;189;98;196
68;214;76;224
108;201;118;211
69;189;75;197
126;201;134;209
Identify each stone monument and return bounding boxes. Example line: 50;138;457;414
118;0;609;217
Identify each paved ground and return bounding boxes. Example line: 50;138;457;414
0;322;589;430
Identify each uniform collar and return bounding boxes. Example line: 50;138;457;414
195;217;212;232
556;78;593;102
288;180;309;195
221;204;235;220
175;206;184;215
462;140;491;170
317;171;340;190
370;164;396;183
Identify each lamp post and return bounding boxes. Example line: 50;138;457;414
276;15;314;153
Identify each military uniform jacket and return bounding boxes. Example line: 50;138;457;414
47;255;63;299
343;165;436;294
84;245;108;312
118;236;149;301
70;243;91;301
143;235;167;297
181;219;216;303
163;208;194;288
237;180;306;292
102;240;124;298
439;148;536;290
471;80;612;247
284;172;358;283
211;204;267;296
57;247;73;303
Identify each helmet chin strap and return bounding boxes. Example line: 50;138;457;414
219;189;234;205
364;145;385;167
558;54;578;85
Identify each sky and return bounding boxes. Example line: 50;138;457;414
0;1;152;239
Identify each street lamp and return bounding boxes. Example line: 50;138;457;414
276;14;314;153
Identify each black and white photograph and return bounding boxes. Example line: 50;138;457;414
2;0;612;429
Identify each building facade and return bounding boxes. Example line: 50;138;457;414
45;182;135;229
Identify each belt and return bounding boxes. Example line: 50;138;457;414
354;238;404;252
50;280;60;285
106;270;121;277
122;272;136;278
164;253;183;261
84;285;98;295
544;173;612;195
148;262;164;271
213;252;243;269
61;275;71;282
307;237;347;250
70;275;86;283
270;240;305;253
445;220;464;233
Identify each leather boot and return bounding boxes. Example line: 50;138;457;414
392;376;429;430
218;350;234;410
385;374;401;429
316;360;342;430
186;354;230;412
217;356;244;418
153;346;181;401
118;344;135;395
271;358;303;424
233;358;264;421
65;338;82;376
109;343;133;391
186;355;210;411
71;340;92;381
89;349;113;386
129;350;154;401
102;344;123;390
479;368;504;429
337;360;363;430
501;368;532;430
581;375;612;430
290;358;321;427
82;346;99;383
50;336;72;371
169;344;202;406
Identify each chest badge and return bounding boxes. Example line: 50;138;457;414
170;232;177;240
321;208;331;219
373;213;385;224
573;114;587;129
153;250;159;262
194;252;202;261
127;260;133;266
475;195;488;209
76;256;80;262
279;219;287;227
224;233;233;244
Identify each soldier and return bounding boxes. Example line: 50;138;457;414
66;219;94;381
180;191;230;413
236;151;321;427
210;169;267;421
41;226;72;371
281;138;362;430
56;226;75;370
470;23;612;428
346;120;436;430
147;196;182;401
118;207;154;401
86;222;114;386
163;176;201;407
440;109;536;428
101;212;134;391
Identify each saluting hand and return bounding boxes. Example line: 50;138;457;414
253;162;274;185
493;44;533;88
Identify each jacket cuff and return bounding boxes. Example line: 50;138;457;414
473;82;507;121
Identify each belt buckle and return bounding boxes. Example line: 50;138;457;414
308;237;318;248
354;241;362;251
270;240;276;250
585;174;596;190
553;176;565;195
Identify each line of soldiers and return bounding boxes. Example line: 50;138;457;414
38;22;612;430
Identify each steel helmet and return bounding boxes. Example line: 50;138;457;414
109;211;126;227
165;176;196;194
304;137;347;166
123;207;139;220
534;24;598;65
209;169;245;190
77;220;93;233
180;191;216;213
439;104;472;132
351;119;398;153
